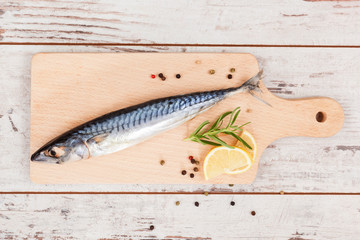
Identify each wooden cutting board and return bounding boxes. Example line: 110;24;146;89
30;53;344;184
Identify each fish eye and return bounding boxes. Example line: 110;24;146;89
50;149;57;157
46;147;65;158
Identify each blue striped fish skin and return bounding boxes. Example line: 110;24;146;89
31;71;261;164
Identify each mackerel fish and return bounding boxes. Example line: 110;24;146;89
31;71;262;164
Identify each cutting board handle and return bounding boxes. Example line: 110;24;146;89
274;96;344;138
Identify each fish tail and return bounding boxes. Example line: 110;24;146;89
240;69;263;93
226;70;262;96
229;69;271;107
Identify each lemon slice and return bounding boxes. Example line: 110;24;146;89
224;130;256;175
235;130;257;162
203;146;252;180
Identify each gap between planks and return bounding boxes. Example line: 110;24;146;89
0;192;359;195
1;42;360;48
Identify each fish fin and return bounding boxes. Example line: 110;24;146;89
245;70;272;107
241;70;272;107
227;70;263;97
249;90;273;107
87;133;110;144
242;69;263;92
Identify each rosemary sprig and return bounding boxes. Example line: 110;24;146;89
184;107;252;150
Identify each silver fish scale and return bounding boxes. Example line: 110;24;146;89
72;89;227;139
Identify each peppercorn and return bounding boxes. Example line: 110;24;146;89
193;167;199;172
230;201;235;206
158;73;166;81
189;156;193;160
229;184;234;187
230;68;235;73
251;211;256;216
176;74;181;79
195;161;200;165
195;201;199;207
151;74;156;79
227;74;233;79
190;173;195;178
160;160;165;166
191;159;196;164
176;201;180;206
209;69;215;74
204;192;209;196
150;225;155;230
181;170;187;175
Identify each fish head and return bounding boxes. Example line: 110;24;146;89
31;137;90;164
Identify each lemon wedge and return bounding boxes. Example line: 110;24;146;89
203;146;252;180
236;130;257;161
225;130;257;174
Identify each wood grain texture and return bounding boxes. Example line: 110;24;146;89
0;194;360;239
30;53;343;184
0;45;359;191
1;0;360;45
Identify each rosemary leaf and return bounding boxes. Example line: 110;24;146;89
225;132;253;150
198;139;222;146
192;120;210;136
226;107;240;128
184;107;251;149
209;135;234;149
209;111;232;130
229;107;241;127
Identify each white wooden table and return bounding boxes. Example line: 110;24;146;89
1;1;360;239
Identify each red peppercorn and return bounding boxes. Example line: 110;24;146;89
151;74;155;79
189;156;193;160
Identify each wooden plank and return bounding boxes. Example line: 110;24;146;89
0;194;359;239
29;53;343;184
0;45;359;191
1;0;360;45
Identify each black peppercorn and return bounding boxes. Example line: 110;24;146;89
227;74;233;79
190;173;194;178
181;170;187;175
191;159;196;164
230;201;235;206
193;167;199;172
150;225;155;230
251;211;256;216
176;74;181;79
195;201;199;207
159;73;166;81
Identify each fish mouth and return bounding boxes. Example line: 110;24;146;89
31;151;41;161
31;151;59;164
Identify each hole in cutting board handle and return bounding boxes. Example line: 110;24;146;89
316;111;326;123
